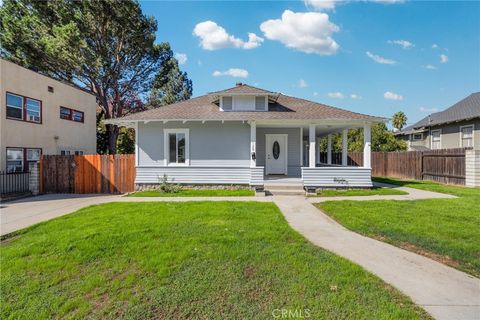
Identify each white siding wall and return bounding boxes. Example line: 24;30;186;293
465;149;480;187
302;167;373;188
138;121;250;167
256;128;302;177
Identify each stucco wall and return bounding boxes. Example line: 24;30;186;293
137;121;251;167
0;59;97;170
256;127;302;177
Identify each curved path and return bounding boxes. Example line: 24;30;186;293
1;187;478;320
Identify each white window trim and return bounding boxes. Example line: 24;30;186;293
460;124;474;148
431;129;442;149
412;132;423;141
163;128;190;166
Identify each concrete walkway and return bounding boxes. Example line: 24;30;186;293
273;196;480;320
0;194;271;236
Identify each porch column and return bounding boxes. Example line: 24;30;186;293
250;121;256;167
316;137;320;165
327;134;332;165
363;124;371;168
342;129;348;166
309;124;316;168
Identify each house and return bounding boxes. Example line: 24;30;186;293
395;92;480;151
108;83;385;191
0;59;97;172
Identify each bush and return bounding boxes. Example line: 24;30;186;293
158;174;181;193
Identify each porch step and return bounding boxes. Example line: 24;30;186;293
264;183;305;196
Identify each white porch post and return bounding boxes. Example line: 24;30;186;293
363;124;372;168
316;137;320;165
250;121;256;167
327;134;332;165
309;124;316;168
342;129;348;166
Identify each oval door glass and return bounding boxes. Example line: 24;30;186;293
273;141;280;159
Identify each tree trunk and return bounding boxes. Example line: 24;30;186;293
106;124;119;154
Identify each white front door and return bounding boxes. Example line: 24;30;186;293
266;134;287;175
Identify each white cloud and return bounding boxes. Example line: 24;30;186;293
423;64;437;70
193;21;263;50
366;51;396;65
420;106;439;113
350;94;362;99
432;43;439;49
260;10;340;55
384;91;403;101
174;53;187;65
212;68;249;78
297;79;308;88
304;0;337;11
313;92;319;96
328;92;344;99
440;54;448;63
388;39;414;49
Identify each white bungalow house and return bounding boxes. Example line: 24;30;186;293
108;83;385;192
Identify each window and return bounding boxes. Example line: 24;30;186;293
431;129;441;149
255;96;266;111
6;93;41;123
412;133;423;141
6;147;41;172
460;125;474;148
164;129;189;165
60;149;84;155
60;106;84;122
6;148;24;173
221;97;233;111
6;93;23;120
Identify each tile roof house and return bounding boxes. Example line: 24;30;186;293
395;93;480;151
109;83;385;191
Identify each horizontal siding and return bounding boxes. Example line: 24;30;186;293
137;166;264;186
465;150;480;187
302;167;372;187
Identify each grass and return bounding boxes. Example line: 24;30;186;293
1;202;429;319
129;189;255;197
318;177;480;277
314;186;407;197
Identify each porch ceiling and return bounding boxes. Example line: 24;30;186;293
255;122;364;135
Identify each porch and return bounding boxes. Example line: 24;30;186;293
249;120;373;189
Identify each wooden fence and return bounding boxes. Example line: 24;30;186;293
320;148;467;185
40;154;135;194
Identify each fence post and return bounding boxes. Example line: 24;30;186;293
29;162;40;195
465;149;480;187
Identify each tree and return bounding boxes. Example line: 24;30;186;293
0;0;180;154
149;54;193;107
392;111;407;131
319;123;406;153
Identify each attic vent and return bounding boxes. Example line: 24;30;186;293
222;96;232;111
255;96;265;111
48;86;54;93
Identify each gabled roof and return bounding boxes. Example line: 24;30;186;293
399;92;480;133
111;84;385;123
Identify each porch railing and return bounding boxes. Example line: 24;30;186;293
0;171;30;195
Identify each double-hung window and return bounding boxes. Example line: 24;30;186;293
164;129;189;165
60;106;84;122
6;147;41;172
431;129;441;149
460;125;473;148
6;93;41;123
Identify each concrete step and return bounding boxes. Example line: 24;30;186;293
266;189;306;196
264;184;304;191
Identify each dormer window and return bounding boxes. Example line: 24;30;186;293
220;95;267;112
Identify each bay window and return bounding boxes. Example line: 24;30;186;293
164;129;189;165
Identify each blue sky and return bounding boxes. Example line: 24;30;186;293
140;0;479;125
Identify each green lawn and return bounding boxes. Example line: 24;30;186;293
129;189;254;197
318;178;480;277
315;187;407;197
1;202;428;319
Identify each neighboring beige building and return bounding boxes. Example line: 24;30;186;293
0;59;97;172
396;92;480;151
